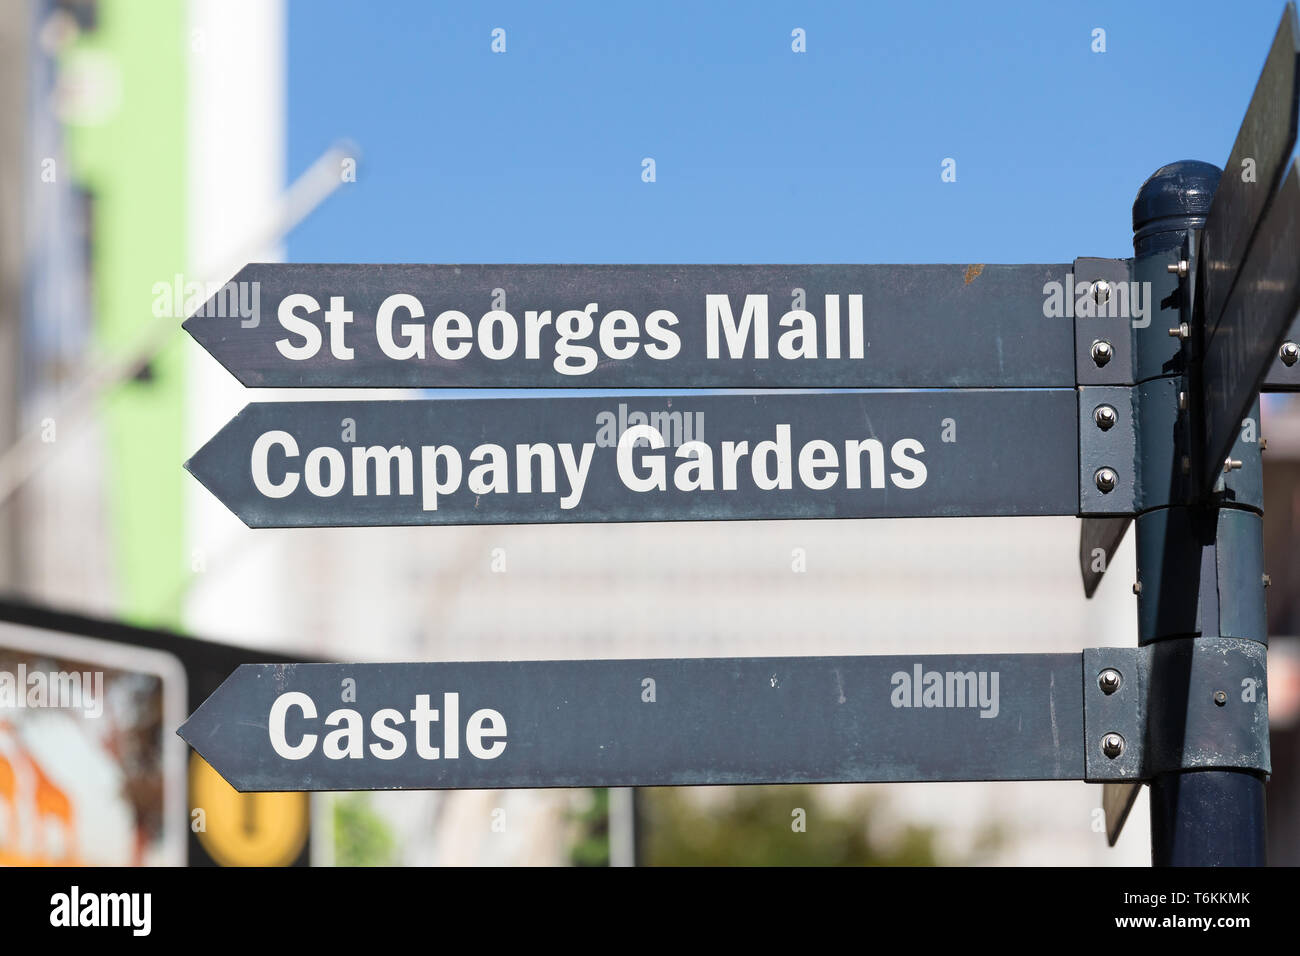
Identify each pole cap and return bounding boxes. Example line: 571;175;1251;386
1132;161;1222;251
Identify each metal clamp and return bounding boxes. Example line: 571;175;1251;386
1135;508;1267;644
1074;258;1137;386
1072;252;1192;388
1078;386;1138;516
1082;639;1270;783
1077;380;1261;516
1143;637;1270;777
1083;647;1143;782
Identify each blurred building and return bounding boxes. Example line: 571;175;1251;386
1259;392;1300;865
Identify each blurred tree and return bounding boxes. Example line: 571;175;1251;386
640;786;959;866
569;788;610;866
333;793;396;867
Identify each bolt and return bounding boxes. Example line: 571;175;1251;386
1167;260;1189;277
1224;458;1243;472
1132;581;1142;595
1093;280;1111;305
1102;733;1125;759
1094;405;1117;430
1091;340;1113;367
1098;669;1122;695
1281;341;1300;367
1181;456;1191;474
1261;438;1268;451
1095;468;1118;493
1168;323;1190;340
1214;690;1228;707
1263;573;1271;588
1179;391;1187;411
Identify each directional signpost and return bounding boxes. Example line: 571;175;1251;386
185;391;1080;527
181;656;1087;792
182;262;1075;389
1200;164;1300;491
178;6;1300;867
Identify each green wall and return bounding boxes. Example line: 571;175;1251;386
64;0;187;626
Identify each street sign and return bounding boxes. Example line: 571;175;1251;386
178;655;1084;792
182;263;1074;389
173;7;1300;867
183;390;1080;528
1198;3;1300;343
1200;162;1300;492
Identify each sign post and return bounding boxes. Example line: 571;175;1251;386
1126;5;1300;863
177;5;1300;867
1132;163;1270;865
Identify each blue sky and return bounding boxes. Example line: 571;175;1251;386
286;0;1293;266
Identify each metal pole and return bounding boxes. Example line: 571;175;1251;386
0;5;30;591
1132;161;1268;866
607;788;637;867
1148;771;1266;866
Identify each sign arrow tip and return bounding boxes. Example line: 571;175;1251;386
183;429;257;529
176;664;264;790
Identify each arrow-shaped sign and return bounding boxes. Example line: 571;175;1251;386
181;263;1074;389
1200;162;1300;492
179;656;1085;792
1198;3;1300;343
184;391;1081;528
1194;4;1300;492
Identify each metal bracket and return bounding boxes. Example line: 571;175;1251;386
1083;647;1143;782
1077;379;1260;517
1082;638;1270;784
1144;637;1270;776
1070;251;1189;388
1132;246;1189;384
1074;258;1136;385
1078;386;1137;516
1135;507;1267;644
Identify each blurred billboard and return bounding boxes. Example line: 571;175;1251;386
0;599;309;867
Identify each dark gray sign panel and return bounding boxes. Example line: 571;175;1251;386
184;390;1080;527
177;655;1085;791
1201;163;1300;493
182;263;1074;388
1199;3;1300;341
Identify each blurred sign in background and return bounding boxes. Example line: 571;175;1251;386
0;0;1296;865
0;621;184;866
0;601;311;867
